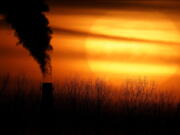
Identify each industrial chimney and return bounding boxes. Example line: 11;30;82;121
40;82;54;134
41;82;53;112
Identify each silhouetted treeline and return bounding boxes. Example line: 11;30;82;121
0;74;180;135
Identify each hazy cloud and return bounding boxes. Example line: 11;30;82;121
53;27;180;46
47;0;180;12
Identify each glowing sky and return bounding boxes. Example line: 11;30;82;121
0;0;180;90
86;11;180;80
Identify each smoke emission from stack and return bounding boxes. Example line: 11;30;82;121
0;0;52;81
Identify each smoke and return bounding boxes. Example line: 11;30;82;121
1;0;52;78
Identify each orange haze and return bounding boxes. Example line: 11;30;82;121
0;5;180;95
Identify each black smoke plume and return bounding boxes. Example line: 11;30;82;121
1;0;52;78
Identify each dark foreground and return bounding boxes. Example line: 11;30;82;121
0;75;180;135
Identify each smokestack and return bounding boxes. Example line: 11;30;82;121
41;82;54;134
1;0;54;124
41;82;53;111
1;2;54;133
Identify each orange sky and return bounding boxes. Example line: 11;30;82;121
0;3;180;93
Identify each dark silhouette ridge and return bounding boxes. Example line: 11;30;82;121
0;0;52;77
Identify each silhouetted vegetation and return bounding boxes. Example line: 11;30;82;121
0;74;179;135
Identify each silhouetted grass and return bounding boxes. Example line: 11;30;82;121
0;74;179;135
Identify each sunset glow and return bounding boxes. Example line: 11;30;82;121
86;11;180;81
1;4;180;89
